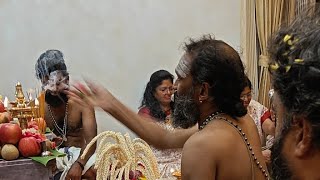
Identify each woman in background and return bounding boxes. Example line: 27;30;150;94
241;76;275;164
138;70;181;178
139;70;174;122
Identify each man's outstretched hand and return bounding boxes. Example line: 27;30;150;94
66;80;115;112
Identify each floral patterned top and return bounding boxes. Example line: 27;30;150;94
151;122;182;179
138;107;182;178
247;99;274;148
247;100;267;141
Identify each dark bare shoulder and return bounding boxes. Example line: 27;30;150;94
182;125;234;163
68;100;83;114
194;121;237;145
238;114;264;152
183;117;253;163
181;123;238;179
240;114;259;130
182;118;256;179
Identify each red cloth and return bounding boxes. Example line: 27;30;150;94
260;110;271;124
138;107;152;118
138;106;171;121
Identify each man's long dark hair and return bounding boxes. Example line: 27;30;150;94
184;35;247;118
140;70;174;121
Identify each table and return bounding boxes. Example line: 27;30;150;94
0;158;53;180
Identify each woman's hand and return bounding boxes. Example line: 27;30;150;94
262;149;271;164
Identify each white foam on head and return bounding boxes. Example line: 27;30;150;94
42;70;69;93
36;50;66;81
175;54;191;79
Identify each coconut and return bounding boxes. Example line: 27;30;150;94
1;144;19;160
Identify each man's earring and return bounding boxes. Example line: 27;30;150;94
200;100;203;103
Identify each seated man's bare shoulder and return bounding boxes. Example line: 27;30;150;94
68;100;83;113
67;100;83;126
68;100;94;119
67;100;96;133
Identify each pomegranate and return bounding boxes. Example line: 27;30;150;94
18;137;41;157
0;102;5;113
1;144;19;160
0;112;12;124
0;123;22;144
27;120;39;130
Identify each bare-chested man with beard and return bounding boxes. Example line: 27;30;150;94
68;35;268;179
35;50;97;180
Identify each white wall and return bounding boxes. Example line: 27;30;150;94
0;0;240;135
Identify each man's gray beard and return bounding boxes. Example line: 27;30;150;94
270;115;293;180
172;89;200;129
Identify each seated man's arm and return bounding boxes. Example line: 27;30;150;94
66;105;97;179
260;109;275;136
80;105;97;164
181;134;216;180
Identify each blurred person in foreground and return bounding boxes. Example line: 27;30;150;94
268;9;320;179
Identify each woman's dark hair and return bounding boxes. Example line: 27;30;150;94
184;35;247;118
140;70;174;121
243;75;252;90
268;8;320;148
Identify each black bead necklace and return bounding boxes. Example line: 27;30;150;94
199;112;269;179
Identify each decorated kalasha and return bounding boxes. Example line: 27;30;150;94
0;82;54;161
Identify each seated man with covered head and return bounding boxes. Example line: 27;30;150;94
35;49;97;180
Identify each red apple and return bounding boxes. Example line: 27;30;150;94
0;123;22;144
